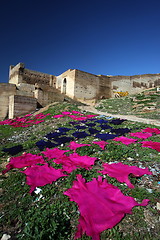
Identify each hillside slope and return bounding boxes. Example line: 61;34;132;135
0;102;160;240
95;88;160;120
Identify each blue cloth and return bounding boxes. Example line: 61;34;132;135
3;145;23;156
57;127;72;133
72;131;90;139
96;119;109;124
95;133;118;141
111;128;131;135
54;136;74;145
36;140;58;150
88;128;100;134
86;123;96;127
109;119;126;125
98;124;112;130
45;132;63;139
75;125;87;130
69;121;78;125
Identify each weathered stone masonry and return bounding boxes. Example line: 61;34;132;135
0;62;159;120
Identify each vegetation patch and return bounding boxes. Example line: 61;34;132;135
96;88;160;119
0;102;160;239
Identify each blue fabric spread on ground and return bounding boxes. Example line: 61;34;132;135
57;127;72;133
88;128;100;135
95;119;109;124
69;121;79;125
95;133;118;141
45;132;63;139
86;123;96;127
78;120;88;124
54;136;74;145
75;125;87;130
98;124;112;130
109;119;126;125
72;131;90;139
3;145;23;156
36;140;58;150
111;128;131;135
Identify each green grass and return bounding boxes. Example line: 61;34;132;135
95;89;160;119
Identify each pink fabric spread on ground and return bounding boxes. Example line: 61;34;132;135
53;153;97;173
22;164;67;193
141;127;160;134
69;141;91;151
141;141;160;152
54;155;79;173
72;110;84;115
42;148;69;160
0;113;50;127
69;115;88;121
85;114;98;118
2;153;45;174
92;141;109;150
129;132;152;139
69;114;98;121
98;162;152;188
64;174;150;240
62;111;72;115
113;136;137;145
69;153;97;169
52;114;64;118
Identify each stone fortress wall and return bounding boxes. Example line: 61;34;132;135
0;83;17;119
111;74;160;94
0;62;159;120
74;70;99;100
9;63;56;87
56;69;76;99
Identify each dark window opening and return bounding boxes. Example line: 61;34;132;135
62;78;67;94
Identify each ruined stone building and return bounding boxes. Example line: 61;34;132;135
0;63;160;120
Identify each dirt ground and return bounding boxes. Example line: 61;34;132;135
78;105;160;126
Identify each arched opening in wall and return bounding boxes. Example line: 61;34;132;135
62;78;67;94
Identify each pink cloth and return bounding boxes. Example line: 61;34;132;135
92;141;109;150
69;153;97;169
54;155;79;173
85;114;98;118
0;113;49;127
69;114;97;121
64;174;149;240
2;153;45;174
52;114;64;118
22;164;67;193
69;115;88;121
141;127;160;134
69;141;91;151
54;153;97;173
98;162;152;188
51;112;96;121
62;111;72;115
113;136;137;145
141;141;160;152
42;148;69;160
129;132;152;139
72;110;84;115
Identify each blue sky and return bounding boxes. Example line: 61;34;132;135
1;0;160;83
